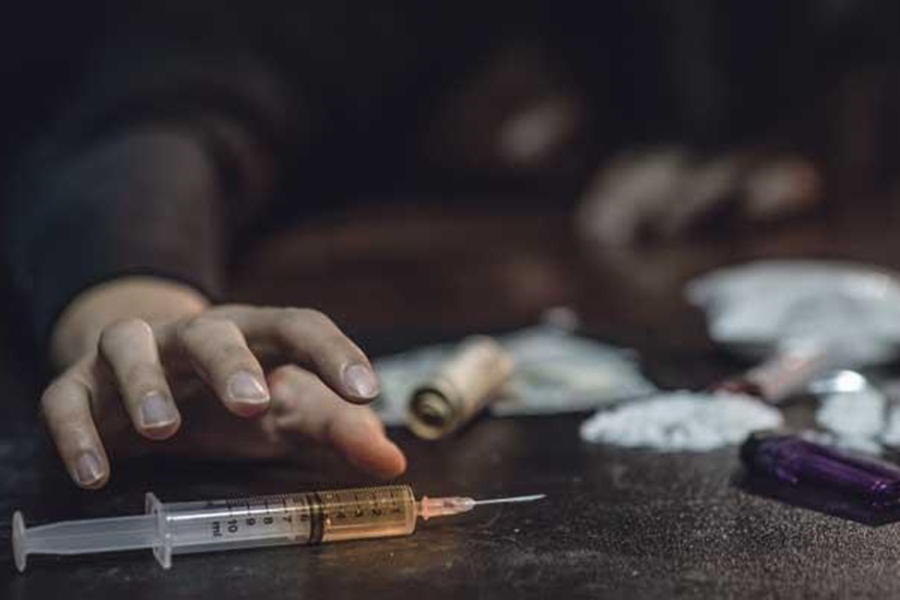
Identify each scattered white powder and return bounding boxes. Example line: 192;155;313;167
814;388;886;454
579;391;784;451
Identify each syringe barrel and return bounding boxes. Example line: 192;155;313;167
148;485;417;568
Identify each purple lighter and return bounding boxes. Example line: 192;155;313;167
740;432;900;509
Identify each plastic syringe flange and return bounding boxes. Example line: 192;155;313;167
12;511;27;572
146;492;172;569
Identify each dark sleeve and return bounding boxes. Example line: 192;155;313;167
2;1;500;355
2;17;302;351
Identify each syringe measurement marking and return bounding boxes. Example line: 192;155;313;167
211;497;306;539
209;489;408;540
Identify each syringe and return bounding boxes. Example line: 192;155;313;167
12;485;544;572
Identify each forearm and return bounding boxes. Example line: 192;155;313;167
50;276;210;369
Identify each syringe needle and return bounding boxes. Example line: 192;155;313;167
472;494;546;506
417;493;545;520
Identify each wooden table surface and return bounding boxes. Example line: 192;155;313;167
4;198;900;598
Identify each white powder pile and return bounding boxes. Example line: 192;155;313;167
579;391;784;451
814;388;886;454
686;261;900;367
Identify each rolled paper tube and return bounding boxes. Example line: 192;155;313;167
407;336;514;440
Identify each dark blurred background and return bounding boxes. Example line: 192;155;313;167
0;0;899;357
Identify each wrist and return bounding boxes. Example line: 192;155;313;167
50;276;210;369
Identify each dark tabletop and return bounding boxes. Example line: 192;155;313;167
4;199;900;599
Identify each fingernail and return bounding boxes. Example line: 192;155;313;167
227;371;270;404
343;363;379;399
140;391;178;429
75;451;104;486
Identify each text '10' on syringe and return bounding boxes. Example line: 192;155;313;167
12;485;545;572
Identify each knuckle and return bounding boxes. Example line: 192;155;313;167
277;308;338;342
214;343;257;372
40;378;70;407
39;377;84;422
217;341;251;359
39;382;62;418
99;318;152;354
214;319;243;339
322;332;355;353
176;315;214;348
123;363;163;390
284;308;332;329
178;316;241;350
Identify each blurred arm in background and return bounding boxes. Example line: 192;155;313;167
417;2;897;247
573;0;900;247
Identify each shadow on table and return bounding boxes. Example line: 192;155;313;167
734;470;900;527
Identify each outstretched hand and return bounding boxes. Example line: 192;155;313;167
42;302;406;489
